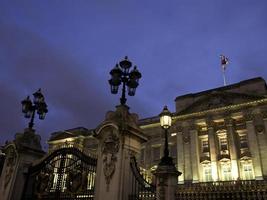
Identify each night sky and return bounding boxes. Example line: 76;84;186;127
1;0;267;149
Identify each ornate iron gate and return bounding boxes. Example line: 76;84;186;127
129;157;156;200
22;146;97;200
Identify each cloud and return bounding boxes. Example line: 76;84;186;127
0;22;116;146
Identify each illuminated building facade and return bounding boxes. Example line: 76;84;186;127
139;77;267;185
15;76;267;199
47;77;267;185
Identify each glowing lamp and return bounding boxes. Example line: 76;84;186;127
159;106;172;129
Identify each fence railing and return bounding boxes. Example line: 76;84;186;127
176;180;267;200
129;156;157;200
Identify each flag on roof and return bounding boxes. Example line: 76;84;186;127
220;55;229;70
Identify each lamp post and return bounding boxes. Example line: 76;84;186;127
21;89;48;129
159;106;174;166
108;56;142;105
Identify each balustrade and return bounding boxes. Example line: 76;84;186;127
176;180;267;199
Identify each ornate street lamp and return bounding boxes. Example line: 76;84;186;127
159;106;175;166
21;89;48;129
109;56;142;105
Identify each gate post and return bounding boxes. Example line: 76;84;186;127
154;160;181;199
0;128;45;200
94;105;147;200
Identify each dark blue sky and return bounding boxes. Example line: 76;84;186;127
1;0;267;149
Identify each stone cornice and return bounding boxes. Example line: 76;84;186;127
140;98;267;130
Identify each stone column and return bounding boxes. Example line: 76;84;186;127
154;164;181;200
0;128;45;200
189;123;200;183
94;105;147;200
182;123;192;182
245;112;263;180
176;125;184;184
206;118;218;181
225;117;239;180
253;111;267;179
261;111;267;179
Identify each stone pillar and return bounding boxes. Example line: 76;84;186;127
176;125;184;184
0;128;45;200
206;118;218;181
245;112;263;180
261;110;267;179
189;124;200;183
183;125;192;182
225;117;239;180
94;105;147;200
154;164;180;200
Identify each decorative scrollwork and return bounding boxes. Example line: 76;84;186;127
102;129;120;190
23;146;97;199
183;134;190;144
243;111;254;122
4;145;17;189
206;117;215;128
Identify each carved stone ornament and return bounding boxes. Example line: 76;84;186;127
175;125;183;133
206;117;215;128
262;110;267;119
243;111;254;122
255;124;265;134
224;117;234;126
15;128;42;151
183;134;190;144
4;145;17;189
102;129;120;190
104;105;140;130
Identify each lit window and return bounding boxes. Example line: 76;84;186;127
203;164;212;182
202;140;209;153
51;156;61;191
51;154;71;192
171;133;177;137
221;163;231;181
240;135;248;149
87;172;96;190
242;162;254;180
220;138;228;151
140;168;152;184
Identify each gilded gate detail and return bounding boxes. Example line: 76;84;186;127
22;146;97;200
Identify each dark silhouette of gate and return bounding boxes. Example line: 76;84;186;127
129;156;156;200
22;146;97;200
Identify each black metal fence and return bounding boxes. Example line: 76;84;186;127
22;145;97;200
176;180;267;200
129;156;156;200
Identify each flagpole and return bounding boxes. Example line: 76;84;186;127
222;66;226;86
220;54;228;86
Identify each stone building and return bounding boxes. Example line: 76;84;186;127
139;77;267;185
46;76;267;185
2;76;267;199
